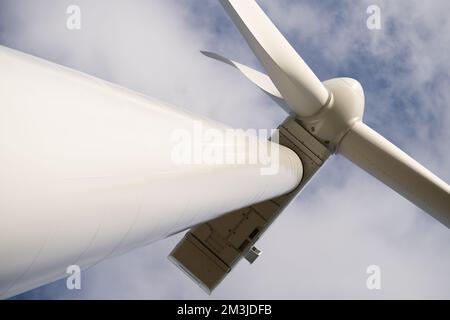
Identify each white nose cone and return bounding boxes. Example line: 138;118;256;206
0;46;303;298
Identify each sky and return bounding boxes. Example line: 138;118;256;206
1;0;450;299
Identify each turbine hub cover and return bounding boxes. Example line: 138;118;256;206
300;77;365;152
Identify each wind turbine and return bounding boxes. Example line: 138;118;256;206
207;0;450;223
0;0;448;298
172;0;450;292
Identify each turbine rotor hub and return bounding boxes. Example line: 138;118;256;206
299;77;365;152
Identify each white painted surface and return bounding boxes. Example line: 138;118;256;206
339;121;450;227
219;0;330;117
0;46;303;298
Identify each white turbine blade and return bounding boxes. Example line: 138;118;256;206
339;121;450;227
201;51;282;99
219;0;330;117
201;51;292;114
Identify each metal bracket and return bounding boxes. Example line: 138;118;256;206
168;117;331;293
245;246;262;264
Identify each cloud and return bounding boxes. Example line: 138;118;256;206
3;0;449;299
